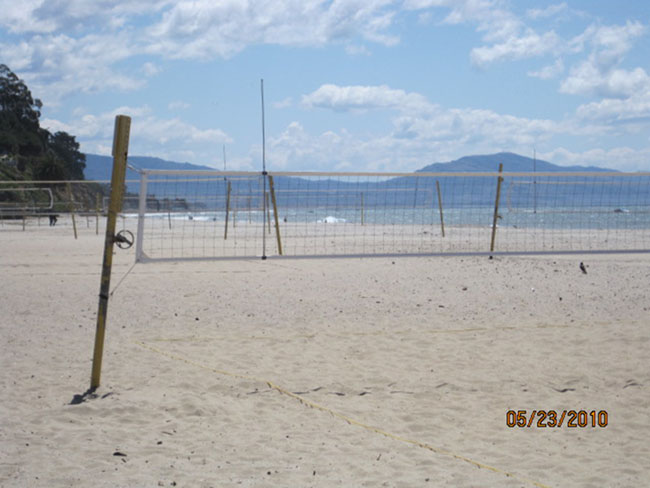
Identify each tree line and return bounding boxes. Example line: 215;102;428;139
0;64;86;181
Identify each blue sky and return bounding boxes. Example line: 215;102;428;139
1;0;649;171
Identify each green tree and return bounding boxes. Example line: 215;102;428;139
0;64;44;159
0;64;86;180
49;131;86;180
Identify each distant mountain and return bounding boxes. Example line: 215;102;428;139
84;151;615;181
416;152;615;173
84;154;217;182
84;151;637;211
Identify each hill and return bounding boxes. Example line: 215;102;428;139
84;154;217;181
417;152;614;173
83;152;631;211
84;151;616;180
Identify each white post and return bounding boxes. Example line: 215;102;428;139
135;172;148;262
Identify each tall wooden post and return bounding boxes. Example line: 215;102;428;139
95;194;101;235
224;180;231;240
90;115;131;390
490;164;504;253
436;180;445;238
268;175;283;255
66;182;78;239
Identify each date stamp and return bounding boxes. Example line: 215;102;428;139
506;410;608;428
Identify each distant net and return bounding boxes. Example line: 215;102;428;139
134;170;650;261
0;187;54;212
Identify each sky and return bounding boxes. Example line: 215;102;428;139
1;0;650;172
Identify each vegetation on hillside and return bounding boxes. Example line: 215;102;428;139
0;64;105;212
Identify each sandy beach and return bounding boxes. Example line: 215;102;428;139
1;217;649;487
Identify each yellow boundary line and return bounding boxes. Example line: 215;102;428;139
133;340;552;488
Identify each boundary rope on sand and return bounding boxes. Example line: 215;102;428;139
143;322;573;344
133;340;552;488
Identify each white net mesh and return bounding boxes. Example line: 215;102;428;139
134;170;650;261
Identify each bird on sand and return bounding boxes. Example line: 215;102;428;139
579;262;587;274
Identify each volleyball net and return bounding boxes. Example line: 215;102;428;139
0;179;140;236
133;169;650;261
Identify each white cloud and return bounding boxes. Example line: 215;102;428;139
1;0;403;104
405;0;562;69
302;84;432;113
569;21;645;70
2;31;144;104
345;44;372;56
526;3;568;20
142;62;161;77
272;83;572;171
541;146;650;172
438;0;522;42
528;58;564;80
42;106;232;166
471;29;561;67
561;65;650;98
266;115;650;172
0;0;171;34
272;97;293;109
560;21;648;98
576;88;650;123
168;100;190;111
146;0;400;60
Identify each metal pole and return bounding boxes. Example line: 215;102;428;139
261;79;267;258
90;115;131;390
490;164;504;253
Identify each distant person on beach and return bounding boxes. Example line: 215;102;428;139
49;214;58;226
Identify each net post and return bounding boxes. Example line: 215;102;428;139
135;172;148;262
266;191;271;234
224;180;231;240
436;180;445;237
490;164;504;253
90;114;131;390
360;191;365;225
268;175;283;255
95;193;100;235
66;182;78;239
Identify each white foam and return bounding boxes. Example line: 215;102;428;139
318;215;346;223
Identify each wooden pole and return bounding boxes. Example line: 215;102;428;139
95;194;100;235
490;164;504;253
360;192;365;225
248;181;252;223
224;180;231;240
266;192;271;234
268;175;283;255
90;115;131;390
233;186;237;228
66;182;78;239
436;180;445;238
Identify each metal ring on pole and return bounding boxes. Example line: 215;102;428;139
115;229;134;249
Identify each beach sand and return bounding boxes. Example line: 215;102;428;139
1;217;649;487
